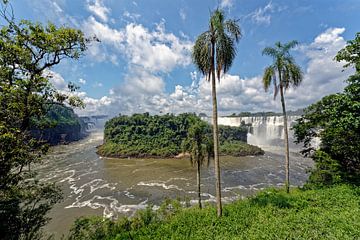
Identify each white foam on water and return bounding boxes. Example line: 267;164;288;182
137;177;190;192
137;181;185;191
66;194;151;219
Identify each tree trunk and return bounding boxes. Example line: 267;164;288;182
211;41;222;217
279;83;290;193
197;160;202;209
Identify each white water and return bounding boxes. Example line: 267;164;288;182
39;123;313;238
204;116;300;148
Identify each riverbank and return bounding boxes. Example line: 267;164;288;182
68;184;360;239
40;131;312;238
97;140;264;159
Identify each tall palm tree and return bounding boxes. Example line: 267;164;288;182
182;122;212;209
192;9;241;217
262;41;303;193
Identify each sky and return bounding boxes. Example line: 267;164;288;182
8;0;359;116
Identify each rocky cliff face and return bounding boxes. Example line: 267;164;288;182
31;122;87;145
31;105;88;145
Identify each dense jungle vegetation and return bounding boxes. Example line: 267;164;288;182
68;185;360;240
97;113;264;158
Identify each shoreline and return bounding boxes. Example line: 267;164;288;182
96;146;265;159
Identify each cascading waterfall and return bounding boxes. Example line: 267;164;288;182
204;116;300;147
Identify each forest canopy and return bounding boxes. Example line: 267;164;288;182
97;113;263;158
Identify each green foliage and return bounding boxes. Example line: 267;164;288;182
98;113;257;158
182;121;212;167
0;4;89;239
220;140;264;156
262;41;303;99
218;125;247;143
293;74;360;185
335;32;360;72
67;185;360;239
99;113;202;158
192;9;241;81
31;104;81;129
228;109;304;117
305;150;342;188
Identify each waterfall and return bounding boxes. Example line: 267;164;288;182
203;115;300;147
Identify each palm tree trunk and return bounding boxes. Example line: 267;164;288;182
279;83;290;193
197;160;202;209
211;41;222;217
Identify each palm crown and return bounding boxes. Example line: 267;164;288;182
262;41;303;99
192;9;241;81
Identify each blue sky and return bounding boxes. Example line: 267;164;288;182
10;0;359;116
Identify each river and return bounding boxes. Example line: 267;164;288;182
38;130;313;238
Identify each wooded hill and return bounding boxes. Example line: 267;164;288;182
97;113;263;158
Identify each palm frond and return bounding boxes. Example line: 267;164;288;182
288;62;303;88
262;40;303;97
216;33;236;81
263;66;274;92
192;31;212;81
210;9;224;34
283;40;299;52
224;19;241;42
262;47;278;58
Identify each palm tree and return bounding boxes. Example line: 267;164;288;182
262;41;303;193
182;122;212;209
192;9;241;217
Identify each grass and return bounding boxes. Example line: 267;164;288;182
67;185;360;239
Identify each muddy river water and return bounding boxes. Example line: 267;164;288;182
38;131;313;238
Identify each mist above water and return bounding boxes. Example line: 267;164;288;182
216;115;301;150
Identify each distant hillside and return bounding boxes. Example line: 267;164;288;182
226;109;304;117
31;104;87;145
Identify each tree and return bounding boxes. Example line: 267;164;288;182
335;32;360;72
0;3;89;239
192;8;241;217
182;122;212;209
262;41;303;193
294;32;360;187
293;74;360;186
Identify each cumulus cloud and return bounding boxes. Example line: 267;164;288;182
76;27;353;116
87;0;110;22
82;17;192;72
45;70;67;90
285;27;354;108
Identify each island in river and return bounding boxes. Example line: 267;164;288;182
97;113;264;158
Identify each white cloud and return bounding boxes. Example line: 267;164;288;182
79;78;87;84
45;70;67;90
122;22;192;73
123;11;141;21
77;27;353;117
247;1;286;26
27;0;80;27
220;0;234;8
83;16;124;45
87;0;110;22
179;9;186;21
82;17;192;73
285;27;354;108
